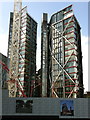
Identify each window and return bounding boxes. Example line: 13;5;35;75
19;77;24;81
64;22;74;29
65;38;75;45
57;12;63;22
64;6;72;13
64;17;71;24
66;67;77;73
65;44;74;50
65;27;74;34
52;14;56;23
65;32;74;38
65;50;73;56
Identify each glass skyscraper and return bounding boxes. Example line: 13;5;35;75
8;7;37;97
41;5;83;98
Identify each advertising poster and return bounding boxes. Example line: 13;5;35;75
16;100;33;113
60;100;74;116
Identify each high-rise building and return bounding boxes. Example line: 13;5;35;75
8;6;37;97
7;12;13;58
41;5;83;98
41;13;50;97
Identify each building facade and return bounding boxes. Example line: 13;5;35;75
0;53;9;89
8;6;37;97
36;69;42;97
41;13;50;97
7;12;13;58
41;5;83;98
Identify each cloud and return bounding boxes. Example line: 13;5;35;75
81;35;88;93
0;33;8;56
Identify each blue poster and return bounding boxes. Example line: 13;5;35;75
60;100;74;116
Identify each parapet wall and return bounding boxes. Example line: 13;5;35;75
2;89;90;119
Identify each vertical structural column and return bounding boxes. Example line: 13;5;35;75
62;21;65;98
9;0;22;97
41;13;48;97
